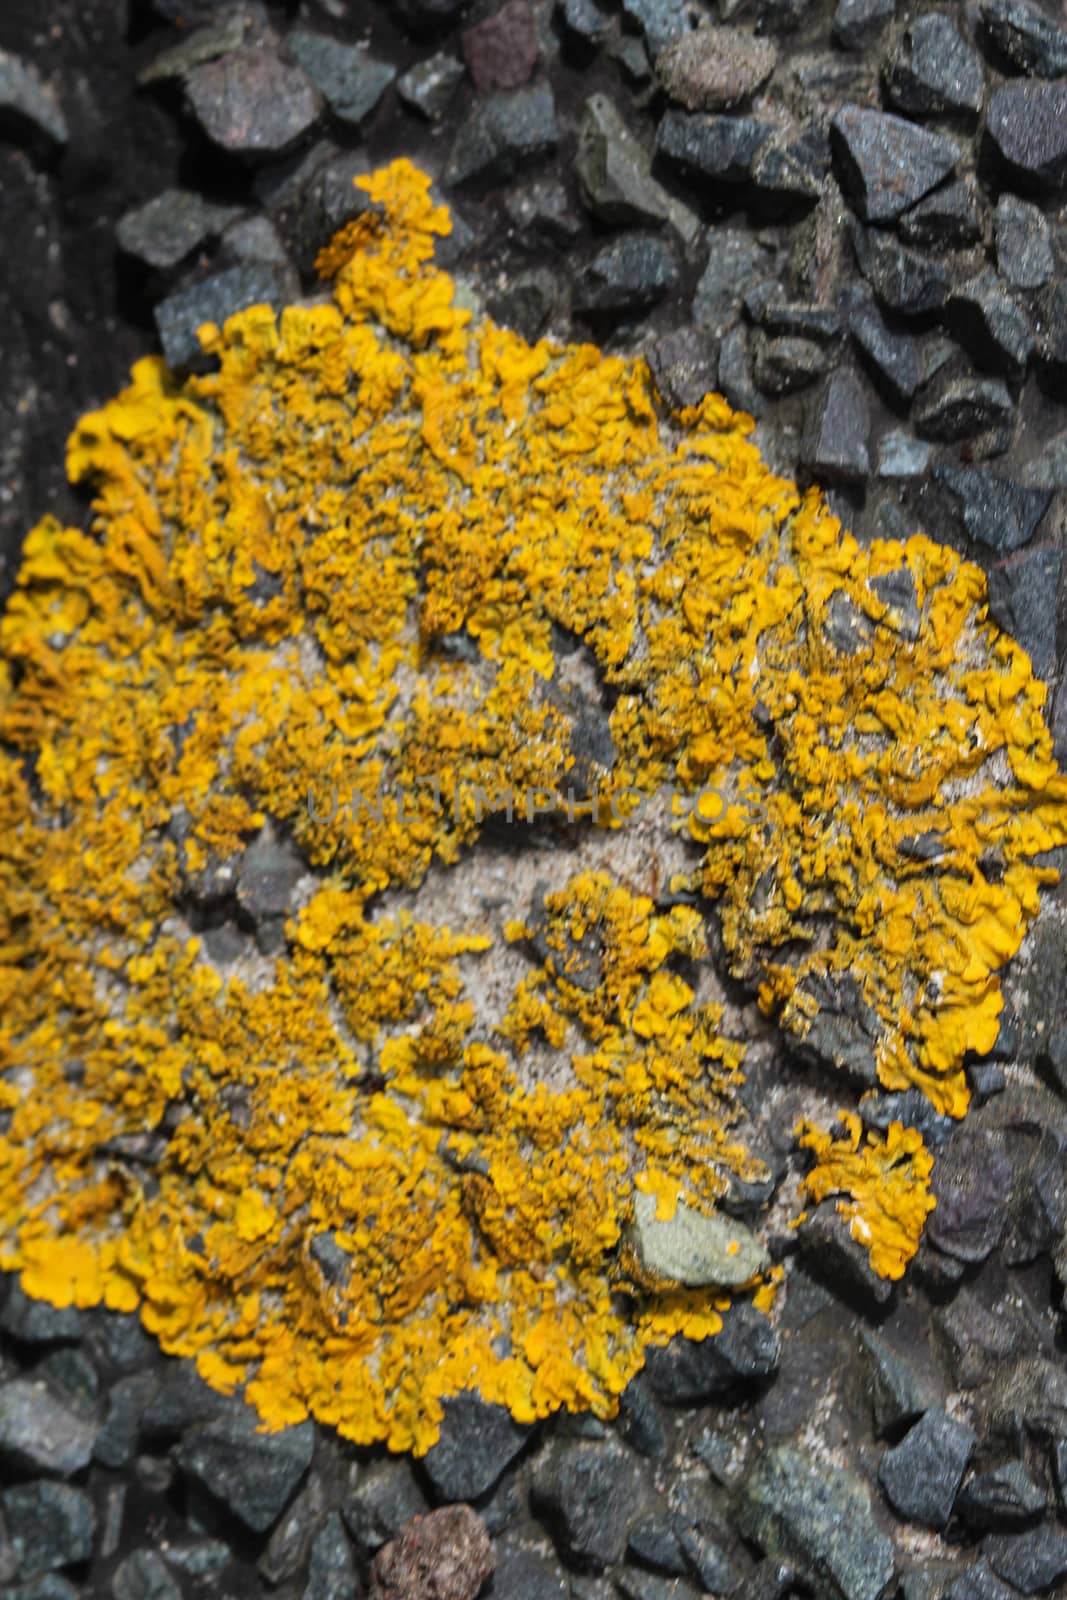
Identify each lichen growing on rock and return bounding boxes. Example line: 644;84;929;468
1;160;1066;1450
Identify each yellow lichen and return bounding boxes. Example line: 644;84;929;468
1;158;1065;1449
796;1114;936;1279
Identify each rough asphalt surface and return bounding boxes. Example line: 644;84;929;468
4;0;1067;1597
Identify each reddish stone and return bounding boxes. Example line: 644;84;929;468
462;0;539;91
369;1504;495;1600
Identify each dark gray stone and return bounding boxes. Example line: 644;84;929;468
980;0;1067;77
575;94;684;231
259;1481;323;1585
5;1580;82;1600
94;1373;160;1469
747;292;841;341
617;1374;668;1458
393;0;468;28
830;105;959;222
421;1393;530;1501
995;194;1054;289
986;543;1061;680
0;1482;94;1577
717;324;762;416
846;289;920;406
140;1362;229;1441
504;178;582;245
444;82;558;188
984;1527;1067;1593
898;179;984;247
934;464;1051;549
985;81;1067;190
850;222;951;315
833;0;895;51
305;1512;355;1600
740;1444;895;1600
628;1517;688;1574
573;234;679;316
753;333;833;394
487;269;558;342
175;1407;314;1533
185;45;321;158
926;1131;1013;1262
0;48;68;146
112;1551;182;1600
802;368;870;484
656;110;775;187
116;189;242;273
655;26;778;109
621;0;690;58
860;1329;940;1436
914;371;1015;442
531;1438;647;1570
162;1541;231;1581
0;1378;98;1476
492;1535;570;1598
342;1458;427;1557
797;1204;894;1308
693;230;773;333
956;1461;1046;1531
287;32;395;127
861;1087;953;1143
644;1303;780;1403
155;263;296;371
883;14;985;117
878;1409;976;1528
0;1282;83;1343
647;327;720;411
396;52;464;120
752;136;825;207
676;1526;739;1593
558;0;613;45
946;269;1034;379
943;1562;1016;1600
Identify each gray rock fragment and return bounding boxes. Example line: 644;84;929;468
985;81;1067;191
175;1406;315;1533
883;14;985;117
0;1378;98;1476
444;82;558;188
396;52;465;120
0;49;68;146
740;1444;896;1600
287;32;395;127
155;263;297;371
995;194;1054;288
116;189;243;272
830;105;959;222
878;1409;976;1528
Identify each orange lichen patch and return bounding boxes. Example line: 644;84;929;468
796;1114;936;1279
1;158;1066;1448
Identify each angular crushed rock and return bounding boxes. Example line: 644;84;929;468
0;48;68;146
830;105;959;222
985;81;1067;190
531;1438;648;1569
882;14;985;118
287;31;396;127
878;1408;976;1528
421;1395;531;1502
174;1406;315;1533
0;1378;98;1476
444;82;558;187
154;262;297;371
740;1443;895;1600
